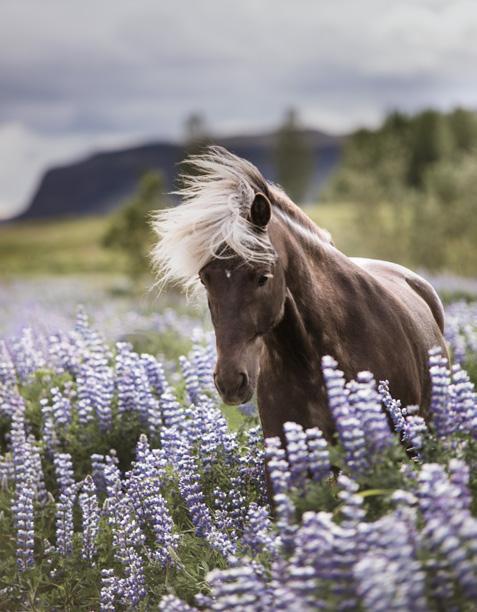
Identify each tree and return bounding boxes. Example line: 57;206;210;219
407;110;453;187
103;172;165;282
180;113;211;182
274;108;313;203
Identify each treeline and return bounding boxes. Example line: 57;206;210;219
324;108;477;275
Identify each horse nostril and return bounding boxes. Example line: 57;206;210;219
238;372;249;392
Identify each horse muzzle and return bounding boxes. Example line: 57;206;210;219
214;370;254;405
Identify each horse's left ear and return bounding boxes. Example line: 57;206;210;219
250;193;271;229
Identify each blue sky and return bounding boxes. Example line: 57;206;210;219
1;0;476;217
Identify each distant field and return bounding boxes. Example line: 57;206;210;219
0;203;359;277
0;216;127;276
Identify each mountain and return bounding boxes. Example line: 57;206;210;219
15;130;343;220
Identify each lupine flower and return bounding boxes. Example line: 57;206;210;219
79;475;100;562
451;363;477;435
348;370;393;455
53;452;75;496
100;568;120;612
126;437;178;566
12;479;35;571
179;355;201;405
39;398;58;456
0;339;16;386
103;461;147;606
55;489;75;556
141;352;167;397
11;327;45;382
305;427;330;482
283;422;309;490
429;346;454;437
322;355;368;474
50;386;72;428
242;502;278;556
379;380;407;435
264;437;296;550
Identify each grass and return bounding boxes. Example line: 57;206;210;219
0;216;127;276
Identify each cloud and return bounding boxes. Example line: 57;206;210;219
0;0;476;217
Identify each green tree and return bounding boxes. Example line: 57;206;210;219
180;113;211;184
103;172;165;282
274;108;313;203
448;107;477;154
407;110;453;187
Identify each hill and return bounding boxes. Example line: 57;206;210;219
16;130;343;220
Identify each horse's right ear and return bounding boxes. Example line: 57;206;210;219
249;193;271;229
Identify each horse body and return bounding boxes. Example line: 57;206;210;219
258;218;446;439
152;147;447;442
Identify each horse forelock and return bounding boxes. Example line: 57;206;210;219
151;145;331;294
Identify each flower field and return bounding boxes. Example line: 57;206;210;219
1;277;477;611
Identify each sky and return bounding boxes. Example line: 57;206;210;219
1;0;476;218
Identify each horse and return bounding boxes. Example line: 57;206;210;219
152;146;447;442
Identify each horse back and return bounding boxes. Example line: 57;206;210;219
351;257;445;333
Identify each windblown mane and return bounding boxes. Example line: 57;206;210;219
151;146;332;293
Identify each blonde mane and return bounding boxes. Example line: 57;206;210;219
151;146;277;293
151;146;333;294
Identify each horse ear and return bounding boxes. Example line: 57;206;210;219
250;193;271;229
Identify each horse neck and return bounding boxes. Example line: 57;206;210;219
264;212;336;369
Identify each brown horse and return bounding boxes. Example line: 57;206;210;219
152;147;447;441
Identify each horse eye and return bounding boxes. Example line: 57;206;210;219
257;275;269;287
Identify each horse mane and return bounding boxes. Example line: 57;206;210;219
151;145;332;293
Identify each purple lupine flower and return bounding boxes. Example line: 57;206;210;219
91;453;107;493
348;371;393;455
55;489;75;556
264;436;290;496
305;426;330;482
79;475;100;562
201;564;272;611
12;479;35;571
76;349;114;431
283;422;309;491
175;438;214;538
322;356;368;474
379;379;407;435
126;436;178;566
0;453;14;487
448;458;472;510
337;473;365;527
242;502;278;556
141;352;167;397
238;426;266;501
0;339;16;386
264;437;296;550
179;355;201;405
53;452;75;495
11;327;45;382
429;346;454;437
39;398;58;456
159;390;186;429
50;386;72;428
402;409;428;453
451;363;477;435
417;462;477;600
103;461;147;607
190;341;215;393
115;341;140;414
100;568;120;612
